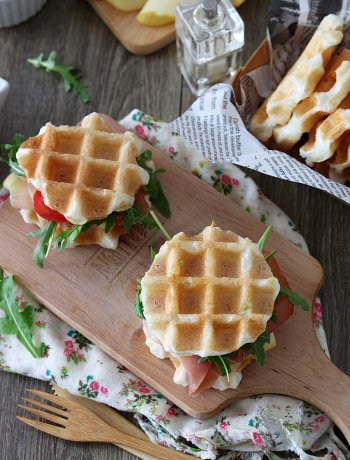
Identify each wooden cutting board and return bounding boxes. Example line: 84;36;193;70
1;115;349;441
85;0;176;55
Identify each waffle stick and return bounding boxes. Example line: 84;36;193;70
300;109;350;166
141;225;279;358
266;15;343;126
273;49;350;151
17;113;149;225
250;15;343;142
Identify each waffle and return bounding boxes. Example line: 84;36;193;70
300;109;350;166
273;50;350;151
140;224;280;358
328;132;350;174
250;96;275;143
265;15;343;126
17;113;150;225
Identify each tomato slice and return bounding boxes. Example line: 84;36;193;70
114;190;149;227
33;190;68;222
262;251;294;333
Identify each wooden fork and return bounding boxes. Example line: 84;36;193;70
17;390;191;460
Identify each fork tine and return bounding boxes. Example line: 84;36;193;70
18;405;67;426
26;389;78;411
16;416;70;440
22;398;69;418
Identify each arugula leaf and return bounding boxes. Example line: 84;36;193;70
0;134;26;176
149;210;171;241
27;221;57;268
123;208;133;234
133;279;145;320
270;310;279;324
53;225;82;252
242;329;271;367
27;51;89;103
151;247;156;262
150;181;170;218
265;250;277;261
279;287;309;311
80;211;119;234
137;150;170;218
0;272;46;357
198;354;233;380
258;225;273;252
53;211;121;252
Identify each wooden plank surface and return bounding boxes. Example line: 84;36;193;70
85;0;176;55
0;0;349;458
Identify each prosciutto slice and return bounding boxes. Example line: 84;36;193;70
176;355;221;395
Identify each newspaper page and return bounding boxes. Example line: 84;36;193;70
170;0;350;205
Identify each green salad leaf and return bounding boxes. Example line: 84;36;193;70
27;51;89;103
198;354;234;380
279;287;309;311
27;221;58;268
0;271;46;357
0;134;26;176
258;225;273;252
136;150;170;218
241;329;271;368
133;279;145;320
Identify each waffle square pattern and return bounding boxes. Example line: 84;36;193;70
17;113;150;225
140;225;280;358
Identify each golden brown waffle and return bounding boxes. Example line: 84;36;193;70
250;15;343;142
328;132;350;177
266;16;343;125
140;224;280;357
273;50;350;151
300;109;350;166
249;96;275;143
17;113;150;225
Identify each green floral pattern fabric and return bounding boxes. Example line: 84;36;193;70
0;111;348;460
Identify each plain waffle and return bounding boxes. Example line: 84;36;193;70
140;224;280;358
17;113;150;225
250;15;343;142
266;15;343;125
273;50;350;151
300;109;350;166
249;96;275;143
328;132;350;175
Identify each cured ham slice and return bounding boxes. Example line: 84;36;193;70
263;252;294;334
176;355;223;395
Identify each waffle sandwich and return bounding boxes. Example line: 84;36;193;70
134;223;306;395
3;113;170;267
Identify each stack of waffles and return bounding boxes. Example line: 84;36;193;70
250;14;350;185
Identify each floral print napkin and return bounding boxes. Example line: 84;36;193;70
0;110;349;460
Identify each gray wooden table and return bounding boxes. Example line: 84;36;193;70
0;0;349;458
